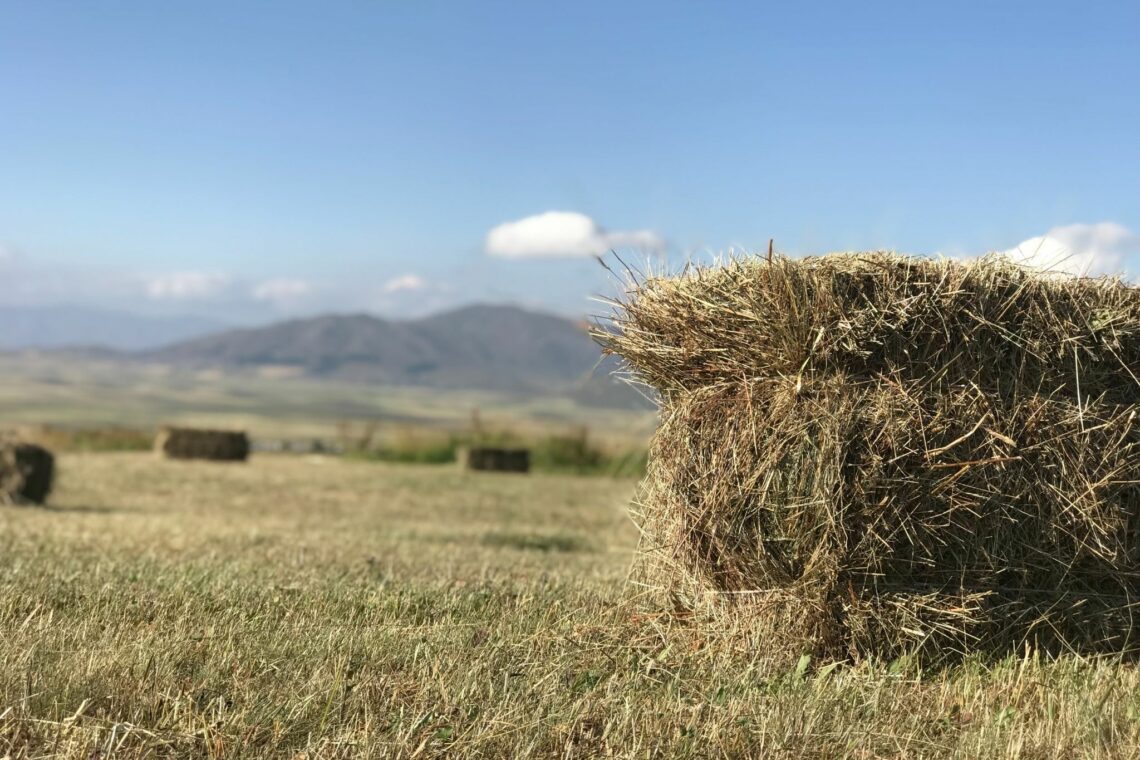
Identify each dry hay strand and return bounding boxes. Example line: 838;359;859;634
458;446;531;473
599;251;1140;662
154;426;250;462
0;442;55;505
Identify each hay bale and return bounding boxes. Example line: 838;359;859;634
598;252;1140;661
459;446;530;473
0;442;55;505
154;426;250;462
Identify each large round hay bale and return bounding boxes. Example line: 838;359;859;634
458;446;530;473
599;252;1140;661
0;442;55;505
154;426;250;461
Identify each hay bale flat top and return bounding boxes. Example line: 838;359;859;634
598;252;1140;661
599;252;1140;400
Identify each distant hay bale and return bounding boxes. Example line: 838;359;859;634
0;442;55;505
155;426;250;462
597;251;1140;662
459;446;530;473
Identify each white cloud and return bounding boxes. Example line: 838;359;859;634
485;211;665;259
145;271;231;300
382;274;428;294
1000;222;1140;277
252;277;312;305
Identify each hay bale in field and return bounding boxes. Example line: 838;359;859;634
0;442;55;505
154;426;250;462
597;251;1140;661
459;446;530;473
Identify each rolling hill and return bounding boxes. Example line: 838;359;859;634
142;304;648;406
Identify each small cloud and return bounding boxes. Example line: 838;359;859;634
0;244;18;266
145;271;231;300
382;274;428;294
1001;222;1140;277
485;211;665;259
252;277;312;305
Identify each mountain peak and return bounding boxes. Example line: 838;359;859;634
144;303;606;394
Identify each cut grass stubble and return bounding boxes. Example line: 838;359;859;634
3;454;1140;757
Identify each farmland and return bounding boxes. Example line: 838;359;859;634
4;453;1140;758
0;353;656;443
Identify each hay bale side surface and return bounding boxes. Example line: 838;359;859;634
599;252;1140;661
459;447;530;473
0;443;55;505
155;426;250;462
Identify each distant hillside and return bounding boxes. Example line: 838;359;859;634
0;306;225;351
143;304;651;406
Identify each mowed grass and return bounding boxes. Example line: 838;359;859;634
3;455;1140;758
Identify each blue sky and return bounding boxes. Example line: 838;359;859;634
2;1;1138;322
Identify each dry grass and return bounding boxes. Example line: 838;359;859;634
2;453;1140;757
598;252;1140;662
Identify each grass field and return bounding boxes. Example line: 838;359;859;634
4;454;1140;758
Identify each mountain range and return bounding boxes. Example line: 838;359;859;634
3;303;648;408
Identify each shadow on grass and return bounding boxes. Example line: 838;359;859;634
38;503;130;514
480;531;593;553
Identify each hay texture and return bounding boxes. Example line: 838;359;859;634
597;252;1140;661
155;426;250;462
459;447;531;473
0;442;55;505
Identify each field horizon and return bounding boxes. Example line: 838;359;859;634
0;353;656;449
